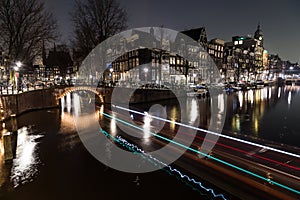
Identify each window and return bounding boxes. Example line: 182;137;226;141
238;40;243;45
136;58;139;66
234;41;238;45
170;57;175;65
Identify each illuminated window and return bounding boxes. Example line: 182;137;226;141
234;41;238;45
238;40;243;45
136;58;139;66
170;57;175;65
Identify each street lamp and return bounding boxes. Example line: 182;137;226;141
13;61;22;92
109;68;114;85
16;61;22;68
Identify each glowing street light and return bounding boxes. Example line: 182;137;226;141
109;68;114;84
16;61;22;68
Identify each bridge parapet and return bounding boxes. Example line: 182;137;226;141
54;86;105;103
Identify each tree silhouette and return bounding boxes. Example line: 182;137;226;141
71;0;127;62
0;0;58;65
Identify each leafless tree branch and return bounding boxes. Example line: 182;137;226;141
71;0;127;61
0;0;58;64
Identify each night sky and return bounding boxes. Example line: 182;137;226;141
43;0;300;63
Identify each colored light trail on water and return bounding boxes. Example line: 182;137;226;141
114;105;300;159
100;110;300;195
109;107;300;171
100;128;227;200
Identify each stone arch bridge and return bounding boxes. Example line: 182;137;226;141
54;86;105;104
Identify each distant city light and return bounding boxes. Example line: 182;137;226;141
16;61;22;68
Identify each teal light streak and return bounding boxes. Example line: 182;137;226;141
101;112;300;195
100;128;226;199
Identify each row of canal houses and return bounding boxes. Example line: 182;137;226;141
1;24;299;86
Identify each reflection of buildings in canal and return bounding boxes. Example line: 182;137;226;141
0;132;5;188
228;86;299;137
58;92;99;150
284;85;300;106
169;106;178;132
186;98;199;125
142;113;152;143
110;114;117;136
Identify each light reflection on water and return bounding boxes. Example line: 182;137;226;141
227;85;300;146
10;127;43;188
0;85;300;193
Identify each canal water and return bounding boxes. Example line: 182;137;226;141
0;85;299;199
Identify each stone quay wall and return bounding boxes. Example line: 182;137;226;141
0;89;58;121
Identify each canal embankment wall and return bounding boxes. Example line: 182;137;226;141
0;87;187;121
0;89;57;121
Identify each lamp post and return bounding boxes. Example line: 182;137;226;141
109;68;114;85
14;61;22;93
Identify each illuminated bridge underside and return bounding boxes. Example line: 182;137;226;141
57;86;104;103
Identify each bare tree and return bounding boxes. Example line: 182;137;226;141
0;0;57;65
71;0;127;60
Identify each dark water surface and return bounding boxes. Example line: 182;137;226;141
0;85;299;199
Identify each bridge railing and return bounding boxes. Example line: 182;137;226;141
0;84;66;95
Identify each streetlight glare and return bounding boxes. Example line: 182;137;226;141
16;61;22;68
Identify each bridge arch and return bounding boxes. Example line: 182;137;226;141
57;86;104;104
